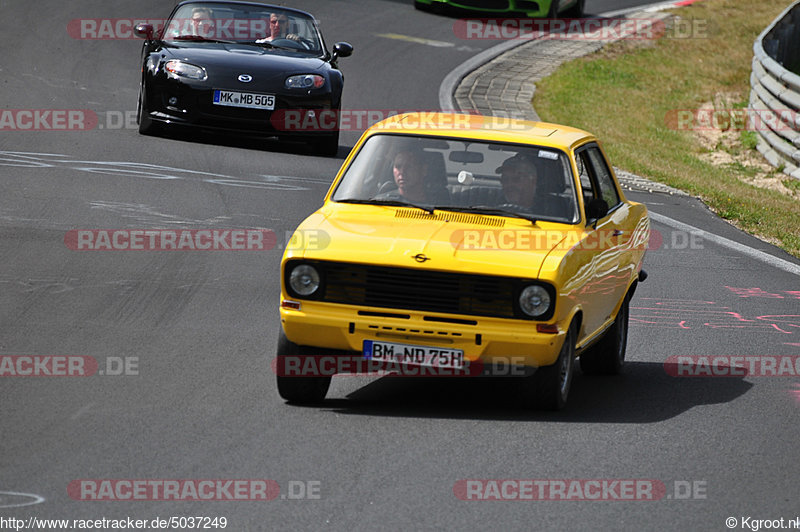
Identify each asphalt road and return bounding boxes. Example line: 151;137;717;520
1;0;799;530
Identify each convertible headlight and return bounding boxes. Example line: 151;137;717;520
288;264;321;297
285;74;325;89
165;60;207;81
518;285;551;318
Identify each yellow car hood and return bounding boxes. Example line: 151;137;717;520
293;206;569;279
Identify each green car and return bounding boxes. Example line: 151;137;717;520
415;0;585;18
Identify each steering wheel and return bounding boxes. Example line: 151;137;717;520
377;180;399;194
270;37;311;50
295;37;315;50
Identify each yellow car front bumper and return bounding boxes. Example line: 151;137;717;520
280;299;567;371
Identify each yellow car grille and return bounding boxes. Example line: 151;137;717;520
321;263;518;319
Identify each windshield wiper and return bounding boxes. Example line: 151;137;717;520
437;206;538;224
336;198;435;214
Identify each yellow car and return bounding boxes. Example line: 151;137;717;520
277;112;649;410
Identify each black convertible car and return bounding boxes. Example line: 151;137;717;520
134;1;352;156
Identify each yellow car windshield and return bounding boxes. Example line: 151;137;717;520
332;134;580;224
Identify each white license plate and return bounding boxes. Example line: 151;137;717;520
213;90;275;110
363;340;464;369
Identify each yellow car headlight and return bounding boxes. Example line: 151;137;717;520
519;285;551;318
288;264;321;297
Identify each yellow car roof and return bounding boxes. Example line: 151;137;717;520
364;112;596;151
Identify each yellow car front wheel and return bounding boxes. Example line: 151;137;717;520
518;320;577;411
275;330;332;404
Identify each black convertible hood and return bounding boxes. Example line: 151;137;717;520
162;42;328;76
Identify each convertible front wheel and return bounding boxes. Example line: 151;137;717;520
136;80;160;136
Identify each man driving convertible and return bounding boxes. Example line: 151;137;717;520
256;12;301;43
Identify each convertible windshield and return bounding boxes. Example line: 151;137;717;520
332;134;580;224
163;2;323;53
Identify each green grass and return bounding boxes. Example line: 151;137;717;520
740;130;759;150
784;178;800;193
535;0;800;257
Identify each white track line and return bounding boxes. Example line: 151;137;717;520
649;211;800;276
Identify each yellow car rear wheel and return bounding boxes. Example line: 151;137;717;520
580;295;629;375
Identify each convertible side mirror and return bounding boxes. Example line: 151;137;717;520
586;198;609;225
134;24;154;40
332;42;353;61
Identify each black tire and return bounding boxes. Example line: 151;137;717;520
547;0;560;18
414;0;442;13
518;321;576;410
563;0;585;17
580;294;629;375
275;330;332;404
136;79;160;135
311;131;339;157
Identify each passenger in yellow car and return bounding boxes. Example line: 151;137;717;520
498;153;539;206
497;153;566;218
